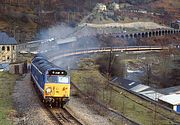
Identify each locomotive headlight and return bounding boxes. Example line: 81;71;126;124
46;87;52;94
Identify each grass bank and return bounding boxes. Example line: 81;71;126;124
0;72;19;125
71;69;180;125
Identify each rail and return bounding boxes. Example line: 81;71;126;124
47;106;83;125
31;73;83;125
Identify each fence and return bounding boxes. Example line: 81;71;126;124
73;78;180;125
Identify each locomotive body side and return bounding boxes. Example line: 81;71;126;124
31;62;45;95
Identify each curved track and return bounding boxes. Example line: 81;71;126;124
47;107;83;125
48;46;168;62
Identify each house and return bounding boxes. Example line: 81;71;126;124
0;32;17;63
111;2;120;11
95;3;107;12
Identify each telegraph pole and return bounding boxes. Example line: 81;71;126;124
107;47;112;104
108;47;113;78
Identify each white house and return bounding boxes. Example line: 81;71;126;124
0;32;17;63
111;2;120;10
95;3;107;12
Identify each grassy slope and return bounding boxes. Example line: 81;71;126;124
0;72;18;125
71;57;180;124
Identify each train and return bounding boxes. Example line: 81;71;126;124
31;53;70;107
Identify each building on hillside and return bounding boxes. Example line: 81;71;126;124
95;3;107;12
158;94;180;113
0;32;17;63
110;2;120;11
171;20;180;29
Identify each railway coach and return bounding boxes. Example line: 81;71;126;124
31;53;70;107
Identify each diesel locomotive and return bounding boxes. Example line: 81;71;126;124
31;53;70;107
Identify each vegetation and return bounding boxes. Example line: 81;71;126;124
137;51;180;88
71;58;180;125
137;34;180;46
126;0;157;4
0;72;19;125
1;0;179;42
96;53;125;78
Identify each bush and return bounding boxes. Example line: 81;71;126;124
96;54;125;78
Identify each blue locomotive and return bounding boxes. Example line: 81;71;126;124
31;53;70;107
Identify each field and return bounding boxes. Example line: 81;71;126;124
0;72;19;125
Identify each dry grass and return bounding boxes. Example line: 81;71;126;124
149;0;180;19
0;21;9;30
71;68;180;125
0;72;19;125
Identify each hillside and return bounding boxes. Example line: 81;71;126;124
148;0;180;23
0;0;179;43
0;0;111;42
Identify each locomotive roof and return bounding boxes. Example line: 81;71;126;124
32;54;63;74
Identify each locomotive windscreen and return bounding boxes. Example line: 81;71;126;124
48;70;67;75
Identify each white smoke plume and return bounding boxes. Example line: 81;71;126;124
36;23;100;69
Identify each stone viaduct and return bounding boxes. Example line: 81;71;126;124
110;29;180;39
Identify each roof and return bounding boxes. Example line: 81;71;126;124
159;94;180;105
176;20;180;23
0;63;9;71
0;32;17;45
112;77;164;100
32;54;63;74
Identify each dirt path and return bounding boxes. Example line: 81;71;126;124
13;74;54;125
67;97;113;125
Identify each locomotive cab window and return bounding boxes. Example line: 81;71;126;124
47;70;69;83
47;76;69;83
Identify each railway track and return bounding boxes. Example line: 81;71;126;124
47;106;83;125
31;77;83;125
48;46;168;62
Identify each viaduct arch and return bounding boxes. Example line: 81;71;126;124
112;29;180;39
